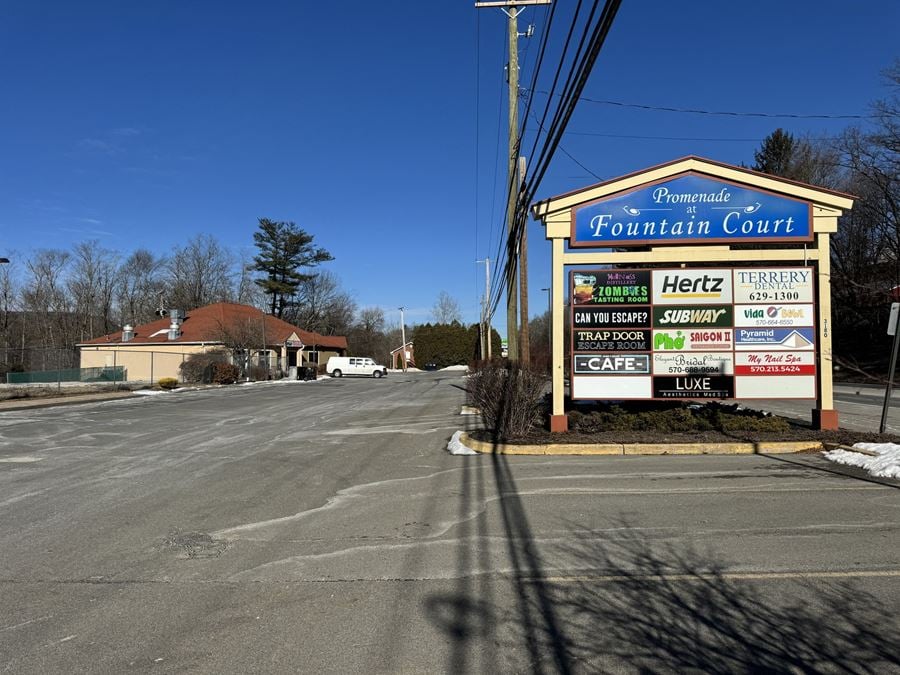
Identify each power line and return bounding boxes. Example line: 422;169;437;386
526;89;870;119
487;0;596;318
489;0;624;319
563;130;829;142
482;3;561;324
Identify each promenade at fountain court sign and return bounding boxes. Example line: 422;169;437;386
532;156;855;431
572;173;812;248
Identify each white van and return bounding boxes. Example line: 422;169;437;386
326;356;388;378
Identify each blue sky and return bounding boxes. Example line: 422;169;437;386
1;1;897;334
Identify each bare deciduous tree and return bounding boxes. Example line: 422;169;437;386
431;291;462;324
348;306;390;361
116;248;167;326
285;270;356;336
167;234;235;310
68;240;119;340
21;249;73;349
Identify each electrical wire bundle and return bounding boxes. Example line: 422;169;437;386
484;0;623;320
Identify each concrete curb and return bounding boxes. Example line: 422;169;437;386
458;432;823;456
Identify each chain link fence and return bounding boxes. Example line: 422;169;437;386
1;346;289;386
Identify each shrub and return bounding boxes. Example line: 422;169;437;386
179;350;230;383
212;362;240;385
467;362;547;439
248;365;270;381
158;377;178;390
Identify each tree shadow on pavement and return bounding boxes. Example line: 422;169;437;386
527;523;900;673
427;377;900;673
427;452;900;672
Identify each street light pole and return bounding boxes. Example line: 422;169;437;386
476;258;491;360
398;307;407;372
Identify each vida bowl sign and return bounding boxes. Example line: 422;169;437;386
572;173;811;247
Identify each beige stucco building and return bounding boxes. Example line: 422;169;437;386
78;302;348;383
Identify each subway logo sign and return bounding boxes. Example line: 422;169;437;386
652;305;733;328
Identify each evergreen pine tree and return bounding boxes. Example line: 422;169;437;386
752;128;797;177
252;219;333;318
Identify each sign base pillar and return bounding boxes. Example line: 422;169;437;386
550;414;568;433
812;408;839;431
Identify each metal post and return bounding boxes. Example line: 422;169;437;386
880;309;900;433
150;351;154;385
398;307;407;371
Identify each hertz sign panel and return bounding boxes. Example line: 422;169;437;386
571;267;817;401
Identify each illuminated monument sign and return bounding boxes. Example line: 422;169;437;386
572;174;812;247
532;156;855;432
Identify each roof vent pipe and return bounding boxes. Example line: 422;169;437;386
122;324;134;342
168;320;180;341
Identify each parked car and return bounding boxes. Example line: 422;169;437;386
423;362;439;371
326;356;388;378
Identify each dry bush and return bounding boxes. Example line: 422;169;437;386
212;362;240;385
179;350;230;383
467;362;547;439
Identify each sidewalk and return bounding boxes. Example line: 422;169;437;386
0;390;137;411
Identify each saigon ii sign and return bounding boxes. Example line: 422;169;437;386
572;173;812;247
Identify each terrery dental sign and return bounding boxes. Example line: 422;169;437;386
572;174;811;247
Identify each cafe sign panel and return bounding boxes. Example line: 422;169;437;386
571;174;812;248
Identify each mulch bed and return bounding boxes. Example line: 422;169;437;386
470;426;898;448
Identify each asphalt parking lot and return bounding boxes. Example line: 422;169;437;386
1;371;898;673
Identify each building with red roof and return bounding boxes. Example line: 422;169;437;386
78;302;347;383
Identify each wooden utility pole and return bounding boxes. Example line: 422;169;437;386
518;155;530;365
504;5;520;362
475;0;550;363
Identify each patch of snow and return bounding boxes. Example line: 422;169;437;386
442;365;469;371
823;442;900;479
447;430;477;455
134;389;167;396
